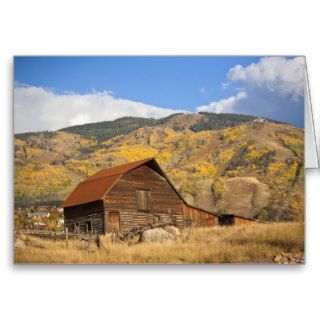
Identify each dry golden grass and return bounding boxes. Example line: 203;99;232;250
14;222;304;264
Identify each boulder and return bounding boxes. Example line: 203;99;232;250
139;228;175;243
164;226;181;239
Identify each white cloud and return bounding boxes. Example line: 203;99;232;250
228;57;305;100
70;113;92;126
14;85;187;133
196;91;247;113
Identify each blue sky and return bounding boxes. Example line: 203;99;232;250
14;56;305;133
15;56;260;109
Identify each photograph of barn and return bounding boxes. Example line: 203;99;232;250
63;158;259;235
14;56;304;264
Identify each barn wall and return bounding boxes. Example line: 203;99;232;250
233;216;261;225
104;164;184;233
64;200;105;234
182;204;219;227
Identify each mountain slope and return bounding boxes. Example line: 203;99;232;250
14;113;303;221
16;112;270;141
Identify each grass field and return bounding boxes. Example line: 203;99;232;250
14;222;304;264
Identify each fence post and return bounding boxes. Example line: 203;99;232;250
66;227;69;249
26;227;29;246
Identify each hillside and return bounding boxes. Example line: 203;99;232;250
16;112;268;141
14;113;304;222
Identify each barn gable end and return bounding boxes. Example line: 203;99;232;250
104;164;185;232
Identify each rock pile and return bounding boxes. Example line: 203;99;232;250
273;252;304;264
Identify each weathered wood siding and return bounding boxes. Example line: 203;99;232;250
182;204;219;227
234;216;262;225
64;200;105;234
104;164;184;233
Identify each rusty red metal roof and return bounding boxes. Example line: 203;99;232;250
62;174;120;208
62;158;154;208
86;158;153;181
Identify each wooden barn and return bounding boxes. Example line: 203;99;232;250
62;158;260;235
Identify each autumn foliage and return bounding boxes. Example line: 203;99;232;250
14;116;304;221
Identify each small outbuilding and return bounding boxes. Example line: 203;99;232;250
218;214;264;226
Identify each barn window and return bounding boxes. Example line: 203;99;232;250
136;189;152;211
74;222;80;234
85;221;92;233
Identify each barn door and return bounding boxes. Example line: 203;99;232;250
108;210;120;233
